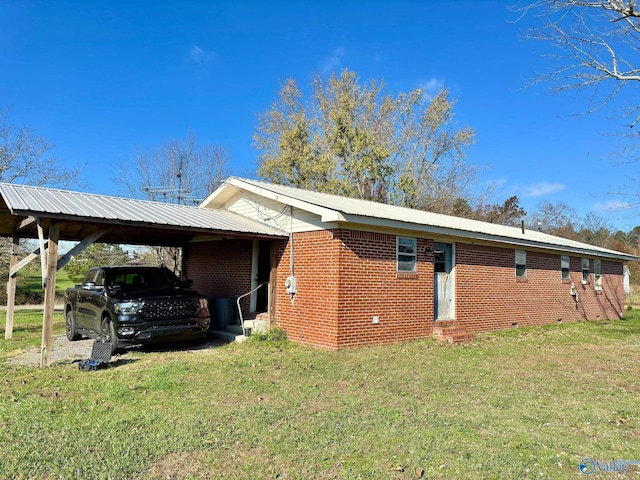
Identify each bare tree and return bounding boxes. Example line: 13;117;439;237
0;107;82;291
119;133;229;204
0;107;80;187
526;200;581;238
517;1;640;124
117;133;230;273
579;211;614;246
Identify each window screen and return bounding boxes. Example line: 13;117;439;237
594;259;602;291
561;255;570;280
515;250;526;278
397;237;417;272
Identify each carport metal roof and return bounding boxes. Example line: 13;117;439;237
0;183;287;367
0;183;287;245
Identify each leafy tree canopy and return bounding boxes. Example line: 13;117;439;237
254;69;477;214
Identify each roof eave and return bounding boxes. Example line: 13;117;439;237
342;215;638;262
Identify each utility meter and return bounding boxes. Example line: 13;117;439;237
285;276;297;294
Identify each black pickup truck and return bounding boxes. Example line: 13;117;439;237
64;266;211;354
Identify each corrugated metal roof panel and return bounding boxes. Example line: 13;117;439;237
0;183;285;237
225;177;637;261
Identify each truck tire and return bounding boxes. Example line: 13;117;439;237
65;310;81;341
100;315;120;355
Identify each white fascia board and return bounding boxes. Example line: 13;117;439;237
342;215;637;262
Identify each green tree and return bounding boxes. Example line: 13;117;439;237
476;196;527;226
64;244;135;283
255;69;476;213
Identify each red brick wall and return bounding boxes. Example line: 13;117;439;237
183;230;626;348
334;230;434;348
454;243;624;334
272;230;626;349
183;240;253;315
273;230;340;349
273;229;436;349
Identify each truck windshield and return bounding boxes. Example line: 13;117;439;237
108;269;182;290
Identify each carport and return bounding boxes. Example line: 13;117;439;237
0;183;287;366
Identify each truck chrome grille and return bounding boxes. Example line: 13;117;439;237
139;298;200;320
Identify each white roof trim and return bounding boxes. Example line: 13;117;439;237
207;177;637;262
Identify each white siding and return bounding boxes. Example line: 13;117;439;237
226;192;335;233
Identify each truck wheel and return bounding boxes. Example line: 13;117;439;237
100;316;119;355
65;310;81;341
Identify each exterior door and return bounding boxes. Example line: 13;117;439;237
434;242;454;320
250;240;271;313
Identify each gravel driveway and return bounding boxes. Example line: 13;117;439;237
5;334;227;367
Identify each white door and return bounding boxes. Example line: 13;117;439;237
434;242;454;320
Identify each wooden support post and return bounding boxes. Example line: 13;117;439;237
4;233;20;340
40;222;59;368
36;217;47;288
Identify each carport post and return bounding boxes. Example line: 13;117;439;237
4;233;19;340
40;222;59;368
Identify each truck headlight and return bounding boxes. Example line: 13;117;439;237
114;301;144;315
198;298;209;309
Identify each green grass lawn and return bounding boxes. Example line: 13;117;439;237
0;310;639;479
11;268;75;305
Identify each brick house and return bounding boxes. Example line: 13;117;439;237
185;177;636;349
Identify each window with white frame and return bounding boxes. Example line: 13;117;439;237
582;258;590;284
594;259;602;291
515;250;526;278
561;255;570;280
397;237;417;272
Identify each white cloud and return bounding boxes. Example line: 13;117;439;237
321;47;346;74
189;45;216;64
521;182;566;197
592;199;633;212
418;77;445;96
486;177;509;189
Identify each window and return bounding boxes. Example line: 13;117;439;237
434;250;446;273
515;250;526;278
397;237;417;272
594;259;602;291
561;255;570;280
582;258;590;284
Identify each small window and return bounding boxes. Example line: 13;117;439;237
582;258;590;284
397;237;417;272
515;250;526;278
594;259;602;291
561;255;570;280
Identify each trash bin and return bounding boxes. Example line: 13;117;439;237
213;297;235;329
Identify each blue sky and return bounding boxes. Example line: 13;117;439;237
1;0;637;230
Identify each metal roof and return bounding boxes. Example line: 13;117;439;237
0;183;286;245
204;177;637;262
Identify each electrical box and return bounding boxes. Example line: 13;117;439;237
285;276;297;294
